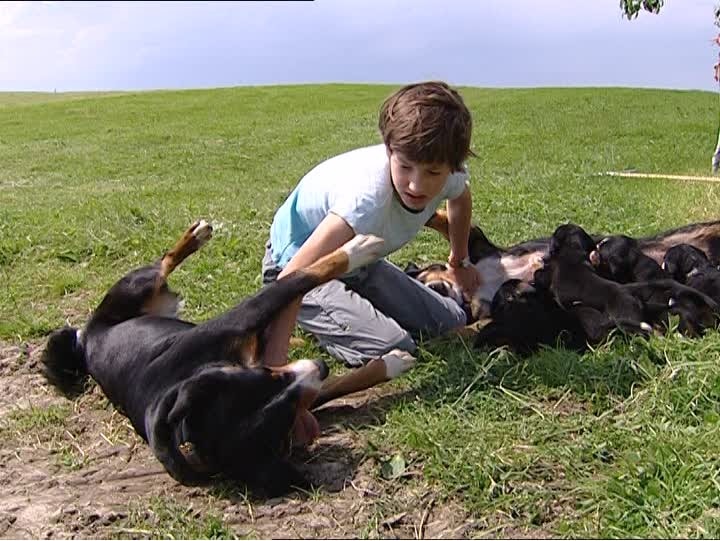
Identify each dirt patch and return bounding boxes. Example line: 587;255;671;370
0;340;480;539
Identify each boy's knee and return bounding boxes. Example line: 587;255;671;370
323;329;416;369
424;302;467;337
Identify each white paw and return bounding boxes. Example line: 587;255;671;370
381;348;416;379
342;234;385;271
191;219;213;245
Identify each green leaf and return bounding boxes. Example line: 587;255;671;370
380;454;406;480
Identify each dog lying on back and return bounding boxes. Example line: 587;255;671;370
419;211;720;321
41;220;410;495
475;224;720;353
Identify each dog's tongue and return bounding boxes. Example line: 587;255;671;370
293;409;320;447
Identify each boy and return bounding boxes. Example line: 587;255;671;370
262;82;480;440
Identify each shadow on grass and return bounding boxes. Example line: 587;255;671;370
411;331;665;408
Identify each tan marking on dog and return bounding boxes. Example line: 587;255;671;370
224;333;261;368
313;358;389;409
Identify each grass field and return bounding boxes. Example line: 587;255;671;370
2;85;720;537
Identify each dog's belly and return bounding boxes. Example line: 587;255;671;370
85;317;196;433
474;251;545;303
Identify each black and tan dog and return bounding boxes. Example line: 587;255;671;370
41;220;404;495
421;211;720;321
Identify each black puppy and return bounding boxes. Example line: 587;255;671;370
41;221;391;495
592;235;667;283
663;244;720;304
534;224;652;340
474;279;590;354
540;225;718;337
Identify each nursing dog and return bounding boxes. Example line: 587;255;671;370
41;220;403;495
473;224;720;352
422;211;720;321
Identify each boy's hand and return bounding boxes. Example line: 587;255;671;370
446;263;481;298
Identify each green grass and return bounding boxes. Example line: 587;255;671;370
116;496;236;539
0;403;87;470
2;85;720;536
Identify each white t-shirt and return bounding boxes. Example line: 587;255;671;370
269;144;469;268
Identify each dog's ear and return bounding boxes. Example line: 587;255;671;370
167;370;225;424
404;262;421;278
146;385;209;485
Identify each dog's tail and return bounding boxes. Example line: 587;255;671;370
40;326;89;398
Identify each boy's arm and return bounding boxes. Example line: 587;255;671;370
262;213;355;367
446;186;472;266
445;186;480;295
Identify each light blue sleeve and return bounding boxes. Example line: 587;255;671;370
444;169;470;200
329;192;383;235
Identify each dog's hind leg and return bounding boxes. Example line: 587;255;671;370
311;349;416;409
160;220;213;279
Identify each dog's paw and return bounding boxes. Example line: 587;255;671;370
190;219;213;246
342;234;385;271
381;348;416;379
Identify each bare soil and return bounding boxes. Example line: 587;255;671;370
0;341;487;539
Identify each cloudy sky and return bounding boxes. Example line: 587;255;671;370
1;0;719;92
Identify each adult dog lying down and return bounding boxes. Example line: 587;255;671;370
414;214;720;352
421;211;720;320
41;220;410;495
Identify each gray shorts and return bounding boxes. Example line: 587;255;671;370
262;242;467;367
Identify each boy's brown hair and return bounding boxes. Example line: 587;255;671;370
378;81;474;172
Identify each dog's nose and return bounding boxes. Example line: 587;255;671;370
313;359;329;380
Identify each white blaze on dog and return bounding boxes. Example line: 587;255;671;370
283;359;327;447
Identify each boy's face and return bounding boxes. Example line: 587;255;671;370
388;149;452;211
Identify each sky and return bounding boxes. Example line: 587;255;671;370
2;0;720;93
